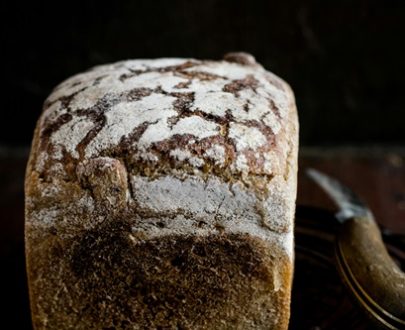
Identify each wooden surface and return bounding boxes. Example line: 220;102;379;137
0;147;404;329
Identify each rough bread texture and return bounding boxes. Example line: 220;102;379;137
25;52;298;329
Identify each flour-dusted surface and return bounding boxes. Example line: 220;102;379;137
35;54;295;182
25;53;298;330
130;174;294;257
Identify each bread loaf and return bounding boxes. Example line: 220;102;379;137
25;52;298;329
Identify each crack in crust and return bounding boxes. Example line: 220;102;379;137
35;56;296;191
222;74;260;97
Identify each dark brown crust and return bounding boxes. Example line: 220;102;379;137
28;226;291;329
222;74;260;97
223;52;258;66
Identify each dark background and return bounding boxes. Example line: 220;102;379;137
2;0;405;148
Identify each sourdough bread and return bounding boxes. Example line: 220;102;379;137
25;52;298;329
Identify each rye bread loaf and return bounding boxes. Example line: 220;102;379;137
25;52;298;329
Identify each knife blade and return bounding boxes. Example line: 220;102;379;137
306;168;374;222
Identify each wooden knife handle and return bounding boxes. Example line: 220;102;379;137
336;218;405;329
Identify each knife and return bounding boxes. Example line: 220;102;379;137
307;169;405;330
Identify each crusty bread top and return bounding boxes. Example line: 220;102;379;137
33;53;296;189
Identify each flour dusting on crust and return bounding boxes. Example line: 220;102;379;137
36;54;295;180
